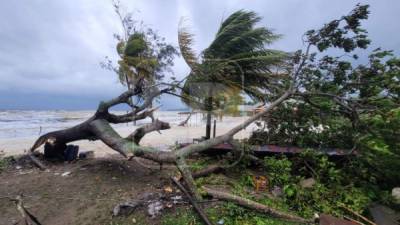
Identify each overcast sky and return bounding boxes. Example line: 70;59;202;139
0;0;399;110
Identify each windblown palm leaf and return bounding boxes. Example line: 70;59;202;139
180;10;288;109
178;21;199;70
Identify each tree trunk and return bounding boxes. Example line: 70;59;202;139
29;87;293;209
205;96;213;139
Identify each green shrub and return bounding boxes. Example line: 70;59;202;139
262;152;375;218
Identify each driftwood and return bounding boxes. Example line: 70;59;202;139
171;177;213;225
202;186;312;224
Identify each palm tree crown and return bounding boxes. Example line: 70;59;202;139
180;10;287;109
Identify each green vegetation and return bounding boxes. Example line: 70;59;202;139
95;3;400;224
161;205;298;225
249;3;399;187
175;149;397;224
0;156;11;172
102;2;178;93
104;3;400;225
263;153;375;218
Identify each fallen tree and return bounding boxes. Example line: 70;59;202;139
27;4;388;224
29;84;293;196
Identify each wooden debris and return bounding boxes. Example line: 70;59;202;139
340;205;376;225
10;195;42;225
28;154;47;170
202;186;312;224
344;216;365;225
171;177;213;225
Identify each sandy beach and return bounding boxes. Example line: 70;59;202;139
0;115;257;157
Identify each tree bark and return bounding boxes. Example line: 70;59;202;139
205;96;213;139
192;164;223;179
127;119;170;144
202;187;312;224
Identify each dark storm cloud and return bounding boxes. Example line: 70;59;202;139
0;0;399;109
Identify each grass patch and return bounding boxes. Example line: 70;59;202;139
160;205;299;225
0;156;12;172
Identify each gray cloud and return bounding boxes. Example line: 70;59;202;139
0;0;399;109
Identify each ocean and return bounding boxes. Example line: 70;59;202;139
0;110;195;139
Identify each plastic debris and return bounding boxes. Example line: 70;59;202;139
147;201;163;218
164;186;173;193
252;175;268;192
61;171;71;177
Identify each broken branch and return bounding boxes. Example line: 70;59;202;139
202;186;312;224
127;119;170;144
171;177;213;225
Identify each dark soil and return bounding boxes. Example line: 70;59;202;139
0;155;180;225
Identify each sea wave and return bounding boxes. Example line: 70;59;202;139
0;110;195;139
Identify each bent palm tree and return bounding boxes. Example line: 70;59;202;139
179;10;287;139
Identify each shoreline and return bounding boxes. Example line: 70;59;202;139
0;116;256;157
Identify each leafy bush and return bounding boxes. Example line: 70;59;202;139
262;152;375;218
264;156;293;186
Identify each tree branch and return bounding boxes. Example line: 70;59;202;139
127;119;170;144
202;187;312;224
107;106;160;124
176;90;292;158
89;119;176;163
96;88;141;114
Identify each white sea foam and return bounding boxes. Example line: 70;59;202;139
0;110;196;139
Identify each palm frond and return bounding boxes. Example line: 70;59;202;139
178;19;199;70
205;10;265;58
181;10;288;108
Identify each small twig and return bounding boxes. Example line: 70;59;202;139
11;195;42;225
344;215;366;225
340;205;376;225
171;177;213;225
304;160;318;179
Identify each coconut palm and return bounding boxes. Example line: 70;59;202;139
178;10;287;139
